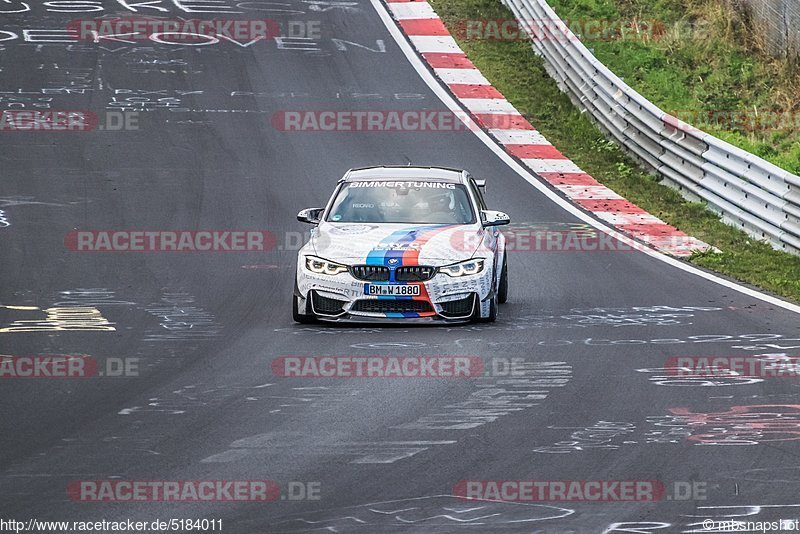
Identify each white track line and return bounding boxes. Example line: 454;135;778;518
370;0;800;315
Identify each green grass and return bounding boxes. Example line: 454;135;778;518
428;0;800;301
545;0;800;174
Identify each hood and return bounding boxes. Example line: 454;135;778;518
310;222;487;265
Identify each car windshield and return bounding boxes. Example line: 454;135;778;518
326;181;476;224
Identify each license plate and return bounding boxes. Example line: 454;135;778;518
364;284;421;296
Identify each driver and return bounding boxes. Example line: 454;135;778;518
424;190;457;221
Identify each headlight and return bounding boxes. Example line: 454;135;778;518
439;258;485;277
305;255;348;276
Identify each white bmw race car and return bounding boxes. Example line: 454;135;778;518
293;166;510;323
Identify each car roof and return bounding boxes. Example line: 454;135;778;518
343;166;466;183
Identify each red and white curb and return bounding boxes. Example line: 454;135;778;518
385;0;713;257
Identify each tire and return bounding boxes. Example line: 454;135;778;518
292;294;316;324
474;293;497;323
498;255;508;304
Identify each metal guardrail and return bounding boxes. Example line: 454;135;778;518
500;0;800;254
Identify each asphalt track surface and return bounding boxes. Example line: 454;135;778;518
1;1;800;532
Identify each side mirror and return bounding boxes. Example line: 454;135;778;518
481;210;510;227
297;208;324;224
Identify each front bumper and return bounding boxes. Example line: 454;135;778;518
296;261;494;322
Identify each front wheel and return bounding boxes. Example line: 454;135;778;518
498;255;508;304
474;293;497;323
292;295;316;324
